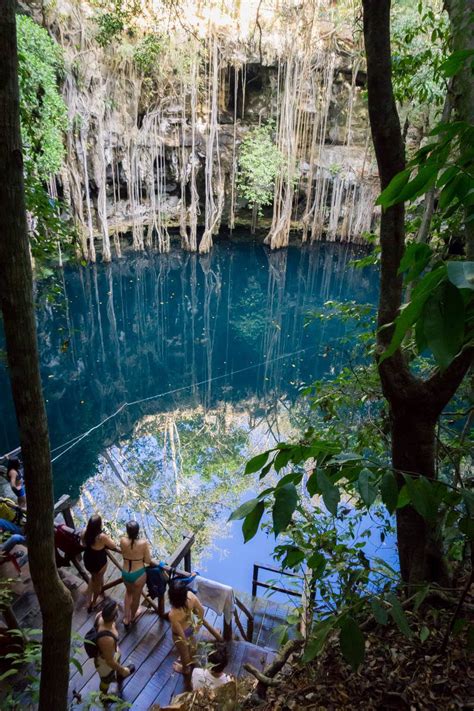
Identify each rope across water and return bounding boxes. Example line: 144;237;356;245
50;345;316;463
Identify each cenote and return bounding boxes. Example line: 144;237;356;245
0;239;393;592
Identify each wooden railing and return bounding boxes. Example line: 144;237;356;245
1;482;256;644
252;562;304;598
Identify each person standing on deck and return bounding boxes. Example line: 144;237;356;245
120;520;152;628
81;514;120;613
7;459;26;509
168;580;224;691
93;599;135;700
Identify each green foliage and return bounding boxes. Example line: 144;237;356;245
391;1;449;108
376;113;474;369
93;0;141;47
339;616;365;671
133;33;168;75
16;15;67;179
231;288;472;670
0;628;42;708
237;124;283;213
378;256;474;369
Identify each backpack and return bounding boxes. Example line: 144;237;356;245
146;563;169;599
54;524;84;562
0;497;24;525
84;625;117;659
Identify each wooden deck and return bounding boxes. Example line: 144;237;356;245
2;555;280;709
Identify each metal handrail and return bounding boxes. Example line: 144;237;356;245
252;562;304;598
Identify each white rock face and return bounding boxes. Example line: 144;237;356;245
36;0;379;259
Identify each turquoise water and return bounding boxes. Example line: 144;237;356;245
0;241;393;592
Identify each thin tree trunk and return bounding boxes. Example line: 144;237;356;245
0;4;73;710
445;0;474;259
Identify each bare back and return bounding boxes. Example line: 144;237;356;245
120;536;151;572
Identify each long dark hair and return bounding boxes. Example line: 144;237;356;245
126;520;139;548
7;459;21;472
84;514;102;548
168;580;189;609
102;599;118;623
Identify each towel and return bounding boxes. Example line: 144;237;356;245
196;576;235;624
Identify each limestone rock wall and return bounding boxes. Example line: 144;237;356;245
38;0;379;260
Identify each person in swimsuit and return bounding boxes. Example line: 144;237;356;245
168;580;223;691
7;459;26;509
120;521;152;627
93;599;135;700
81;514;119;613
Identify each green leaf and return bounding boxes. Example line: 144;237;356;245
440;49;474;78
397;484;410;508
461;489;474;515
459;516;474;540
388;593;412;637
438;174;463;212
272;483;298;536
413;585;430;612
316;470;340;516
70;657;83;675
303;620;334;662
419;626;430;642
370;599;388;625
398;243;432;283
376;168;412;207
403;475;438;522
229;498;260;521
379;266;447;363
307;551;326;579
339;617;365;671
282;546;305;569
421;281;465;368
447;261;474;291
245;451;270;475
242;502;264;542
274;448;293;472
357;468;377;508
397;163;439;203
306;471;318;497
380;471;399;515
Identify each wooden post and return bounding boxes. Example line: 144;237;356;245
223;617;232;641
62;508;75;530
2;605;19;629
53;495;77;530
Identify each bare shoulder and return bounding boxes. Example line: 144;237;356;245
188;591;199;607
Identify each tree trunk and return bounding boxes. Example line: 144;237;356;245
445;0;474;259
0;4;73;710
391;407;450;586
362;0;472;587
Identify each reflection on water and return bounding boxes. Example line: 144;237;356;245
74;401;297;569
0;241;379;587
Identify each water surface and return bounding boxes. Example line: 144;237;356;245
0;241;385;591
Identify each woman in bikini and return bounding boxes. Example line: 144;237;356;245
7;459;26;509
120;520;152;628
81;514;119;613
168;579;223;691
